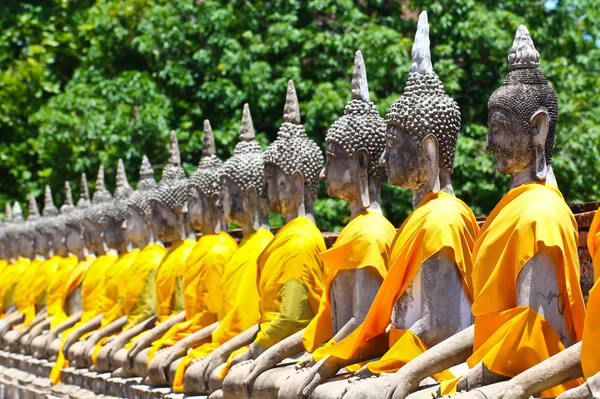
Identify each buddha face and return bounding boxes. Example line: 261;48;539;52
189;187;220;231
82;219;106;254
151;201;182;243
104;219;127;251
263;164;298;215
487;106;535;175
381;125;429;190
17;233;35;259
34;229;52;257
219;176;249;227
65;225;85;255
322;142;362;202
125;206;150;247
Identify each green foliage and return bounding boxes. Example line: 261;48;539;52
0;0;599;230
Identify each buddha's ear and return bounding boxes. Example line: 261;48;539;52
531;109;549;181
181;202;189;214
290;170;305;202
422;134;441;193
355;148;371;209
244;186;258;211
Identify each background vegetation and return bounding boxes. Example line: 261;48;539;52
1;0;599;231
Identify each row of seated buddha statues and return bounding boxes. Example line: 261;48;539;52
0;11;597;399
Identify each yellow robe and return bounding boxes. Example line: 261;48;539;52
302;210;396;354
98;249;140;326
147;232;237;361
172;228;274;392
467;183;585;397
17;256;60;326
582;210;600;379
50;253;118;384
219;218;327;379
0;257;30;318
91;244;167;364
0;259;8;318
15;257;45;324
313;193;478;382
49;255;95;329
122;243;167;330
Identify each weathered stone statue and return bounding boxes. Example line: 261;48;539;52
142;120;238;389
110;131;197;377
0;203;32;330
170;104;274;395
27;178;93;359
210;79;327;398
64;159;139;369
47;166;122;381
490;209;600;399
244;52;396;399
290;12;480;399
92;155;167;374
382;24;585;399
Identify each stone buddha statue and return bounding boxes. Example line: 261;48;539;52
246;52;396;399
382;24;585;399
207;80;327;398
0;202;31;331
292;12;479;399
109;131;197;377
141;120;237;389
93;155;167;374
169;104;274;395
64;159;139;369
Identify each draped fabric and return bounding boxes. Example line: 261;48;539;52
18;256;61;326
313;193;478;377
147;232;237;361
80;253;119;323
302;211;396;353
49;255;95;329
582;211;600;379
172;228;273;393
467;183;585;398
0;257;30;318
98;250;140;326
122;243;167;330
15;257;44;324
155;239;196;323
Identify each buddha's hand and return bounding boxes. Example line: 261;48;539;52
148;347;171;386
383;369;414;399
241;349;277;399
298;355;340;397
296;352;315;369
160;341;187;370
348;365;374;382
490;384;528;399
128;337;146;360
201;349;228;384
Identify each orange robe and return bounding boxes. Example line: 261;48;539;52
302;210;396;353
17;255;62;327
147;232;237;361
467;183;585;397
313;193;478;382
172;228;273;392
0;257;30;318
15;257;45;324
582;210;600;379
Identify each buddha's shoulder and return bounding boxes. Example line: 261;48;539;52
348;211;395;235
420;195;475;228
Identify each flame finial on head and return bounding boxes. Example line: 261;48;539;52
508;25;540;70
239;104;256;142
351;50;371;102
96;165;106;191
80;173;90;201
116;159;130;189
5;203;12;223
43;185;59;217
28;193;40;220
168;131;181;166
139;155;154;181
202;120;216;158
283;80;301;124
411;11;434;75
64;181;74;206
13;202;23;222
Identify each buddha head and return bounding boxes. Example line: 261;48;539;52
150;132;189;243
28;192;51;258
82;165;113;254
35;185;66;257
322;50;387;209
1;204;15;260
487;25;558;183
100;159;133;252
14;200;36;260
220;104;269;231
188;120;225;233
382;11;461;197
125;155;157;246
63;174;92;256
263;80;323;219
